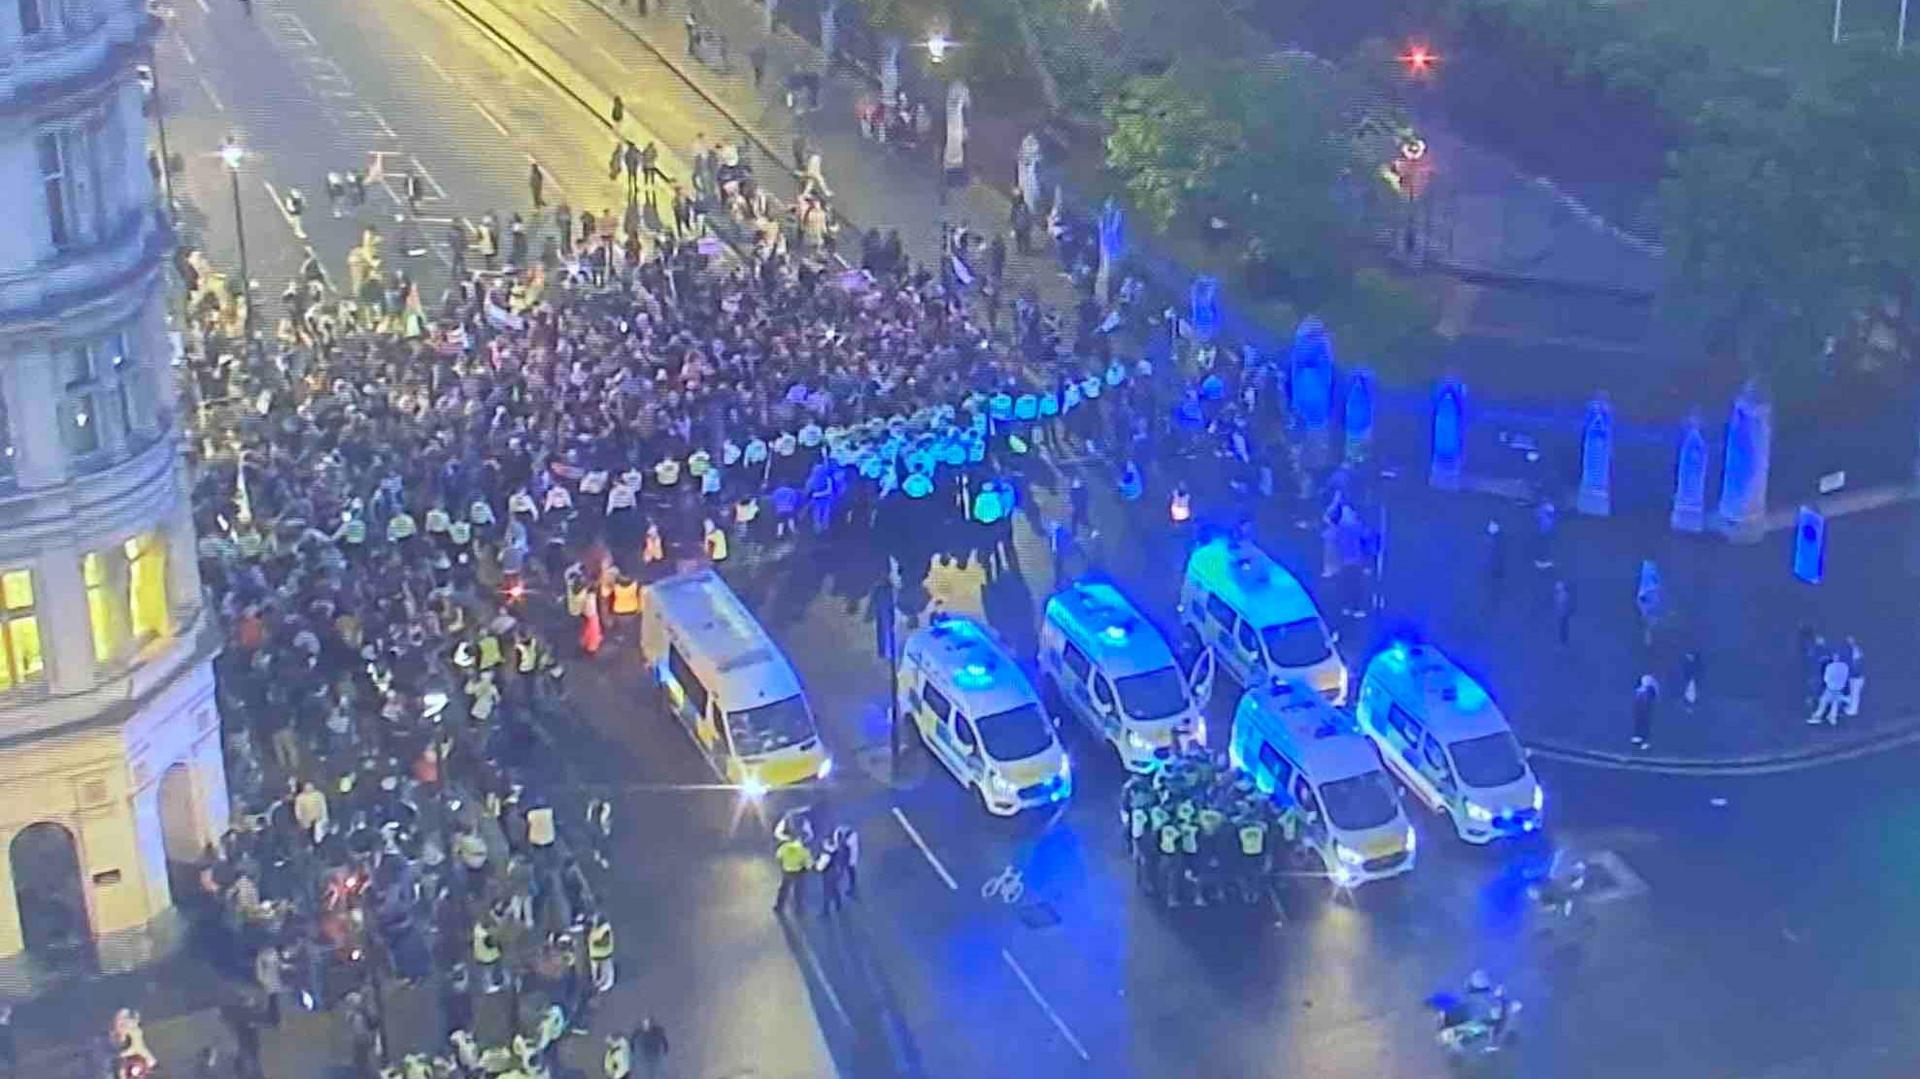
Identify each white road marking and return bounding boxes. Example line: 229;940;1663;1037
889;807;958;891
259;180;309;241
527;155;566;200
410;156;448;199
419;52;455;85
1583;850;1650;905
471;101;511;138
592;43;622;68
177;39;197;67
534;3;579;35
788;924;853;1028
367;108;399;139
196;73;224;111
192;0;208;13
1001;950;1090;1061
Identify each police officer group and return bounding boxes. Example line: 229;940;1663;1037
1122;746;1305;911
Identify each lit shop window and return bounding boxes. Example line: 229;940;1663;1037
0;570;44;690
126;533;168;641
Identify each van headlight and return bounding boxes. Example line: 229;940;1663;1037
988;772;1015;796
1335;844;1366;867
1125;731;1152;752
1404;827;1417;852
816;757;835;780
740;773;769;801
1532;786;1545;811
1057;755;1073;781
1189;716;1207;745
1464;802;1493;823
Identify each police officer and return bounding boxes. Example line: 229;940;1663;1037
1155;814;1183;907
587;915;615;992
472;918;503;992
1236;809;1268;903
603;1033;632;1079
1175;799;1202;907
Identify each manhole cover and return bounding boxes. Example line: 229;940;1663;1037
1016;901;1061;929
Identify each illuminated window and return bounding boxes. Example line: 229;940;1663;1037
0;570;44;690
126;533;168;641
83;552;114;662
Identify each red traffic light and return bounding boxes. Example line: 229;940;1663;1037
1399;43;1437;76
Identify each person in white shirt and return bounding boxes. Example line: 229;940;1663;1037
1811;654;1850;725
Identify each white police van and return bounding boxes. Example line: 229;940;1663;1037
640;570;830;796
898;614;1070;815
1355;644;1543;844
1038;581;1214;772
1178;537;1347;703
1229;679;1414;886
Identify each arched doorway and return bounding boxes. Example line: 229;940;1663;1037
158;764;203;903
10;822;93;971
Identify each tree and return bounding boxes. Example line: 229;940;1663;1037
1102;72;1237;232
1657;92;1870;388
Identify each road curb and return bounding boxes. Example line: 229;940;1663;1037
1523;722;1920;776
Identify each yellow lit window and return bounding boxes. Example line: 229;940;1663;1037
83;552;114;662
126;533;168;641
0;569;44;690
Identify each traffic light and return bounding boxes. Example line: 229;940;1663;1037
1398;42;1437;77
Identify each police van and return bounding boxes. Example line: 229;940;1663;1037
1228;679;1414;886
898;614;1070;815
640;570;830;795
1039;581;1214;772
1354;644;1543;844
1178;537;1347;703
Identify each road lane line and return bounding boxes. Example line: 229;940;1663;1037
177;39;197;67
196;73;223;111
1001;950;1090;1062
411;157;448;199
471;101;511;137
889;807;958;891
533;2;579;35
788;925;853;1029
260;180;310;241
419;52;456;85
191;0;207;12
591;43;621;67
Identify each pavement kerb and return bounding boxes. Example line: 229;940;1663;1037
1522;721;1920;776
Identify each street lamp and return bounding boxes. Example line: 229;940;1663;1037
918;31;958;64
219;137;254;345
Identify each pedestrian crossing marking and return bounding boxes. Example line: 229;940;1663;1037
1581;850;1649;905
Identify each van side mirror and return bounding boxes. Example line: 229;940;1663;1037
1328;630;1342;645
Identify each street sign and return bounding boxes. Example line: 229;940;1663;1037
1817;470;1847;494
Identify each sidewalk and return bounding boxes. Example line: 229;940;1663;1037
550;0;1077;312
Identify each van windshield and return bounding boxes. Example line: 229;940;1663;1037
728;695;816;757
1117;666;1188;721
1317;771;1401;832
975;704;1055;761
1261;618;1332;668
1449;732;1527;789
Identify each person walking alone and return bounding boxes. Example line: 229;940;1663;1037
1631;674;1658;749
1483;520;1507;605
529;161;545;210
1678;650;1702;709
635;1017;669;1078
1552;578;1575;647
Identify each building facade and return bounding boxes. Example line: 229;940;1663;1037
0;0;222;990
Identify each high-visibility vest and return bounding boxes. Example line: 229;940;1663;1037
425;507;452;534
580;470;609;494
687;450;712;477
704;524;728;561
478;634;503;670
472;924;501;964
448;520;473;545
566;587;589;617
607;483;637;511
1238;821;1267;857
508;491;537;516
604;1038;631;1079
236;530;266;557
342;518;367;545
387;512;417;541
610;580;641;615
470;500;496;525
652;459;681;486
734;499;760;526
777;839;812;872
587;921;615;961
773;433;797;457
1157;824;1180;855
544;486;573;511
515;639;538;673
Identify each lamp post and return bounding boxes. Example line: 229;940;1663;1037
219;137;253;345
